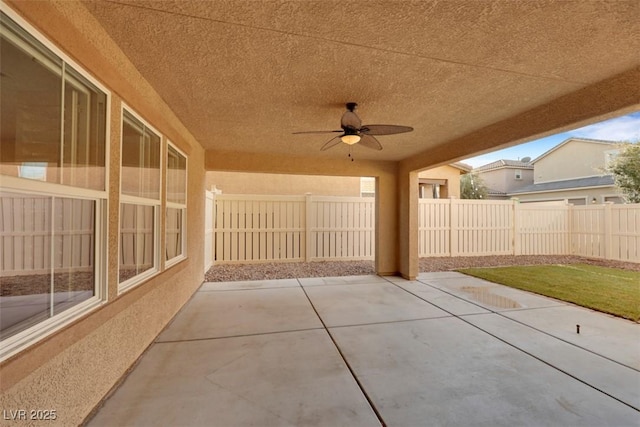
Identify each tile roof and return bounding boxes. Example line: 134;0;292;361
508;175;615;195
474;159;533;172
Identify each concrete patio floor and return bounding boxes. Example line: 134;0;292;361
88;272;640;426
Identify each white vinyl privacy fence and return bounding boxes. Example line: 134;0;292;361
418;199;516;256
210;194;375;264
4;195;636;276
418;200;571;257
208;196;639;265
418;199;639;262
571;203;640;261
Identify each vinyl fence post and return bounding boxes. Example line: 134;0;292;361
450;197;458;257
512;198;520;255
211;191;217;266
305;193;312;262
603;202;613;260
566;202;572;256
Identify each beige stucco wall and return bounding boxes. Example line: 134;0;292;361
0;2;205;425
514;187;624;205
206;171;362;196
207;165;462;198
534;140;615;183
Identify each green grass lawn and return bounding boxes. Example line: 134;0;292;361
457;264;640;322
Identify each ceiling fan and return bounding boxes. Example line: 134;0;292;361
293;102;413;151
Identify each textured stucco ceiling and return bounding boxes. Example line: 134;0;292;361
82;0;639;162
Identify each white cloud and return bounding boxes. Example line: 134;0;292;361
568;114;640;142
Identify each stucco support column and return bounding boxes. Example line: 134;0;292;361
398;168;419;280
374;171;399;276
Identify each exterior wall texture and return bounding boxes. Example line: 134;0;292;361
0;2;205;425
534;140;614;183
206;171;362;196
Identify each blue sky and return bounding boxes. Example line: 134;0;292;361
462;111;640;168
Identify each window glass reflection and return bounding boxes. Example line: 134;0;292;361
167;146;186;204
0;14;106;190
121;113;161;200
119;203;154;283
166;208;183;260
0;192;95;340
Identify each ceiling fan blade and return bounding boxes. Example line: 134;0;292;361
358;134;383;151
320;135;343;151
360;124;413;135
292;130;343;134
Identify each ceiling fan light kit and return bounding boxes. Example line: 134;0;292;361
341;134;361;145
293;102;413;153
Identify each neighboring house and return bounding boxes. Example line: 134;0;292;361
207;163;470;199
360;163;470;199
417;163;471;199
474;159;534;200
508;138;625;204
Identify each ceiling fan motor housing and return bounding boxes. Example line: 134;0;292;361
341;104;362;131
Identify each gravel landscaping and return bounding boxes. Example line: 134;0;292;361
204;255;639;282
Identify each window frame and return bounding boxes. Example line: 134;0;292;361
165;141;188;267
514;169;523;180
0;5;110;361
118;105;163;293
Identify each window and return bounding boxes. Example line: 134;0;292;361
166;143;187;265
119;109;161;290
514;169;523;180
604;196;623;204
568;198;587;206
0;11;108;360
